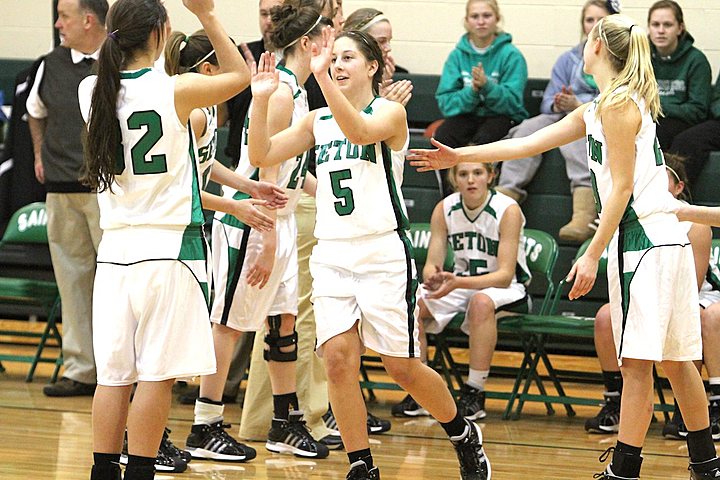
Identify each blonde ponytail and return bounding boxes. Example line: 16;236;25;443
593;15;661;121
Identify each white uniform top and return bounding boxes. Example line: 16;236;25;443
231;65;308;216
583;91;678;234
196;105;217;189
313;96;409;240
443;190;531;285
79;68;205;263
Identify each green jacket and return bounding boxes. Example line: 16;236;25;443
436;32;528;123
711;73;720;120
651;33;712;124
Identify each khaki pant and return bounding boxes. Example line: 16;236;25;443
239;193;330;441
46;193;102;384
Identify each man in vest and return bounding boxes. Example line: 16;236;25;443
26;0;108;397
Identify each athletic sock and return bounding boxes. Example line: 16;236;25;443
194;396;224;425
93;452;120;466
124;455;155;480
687;426;717;464
273;392;299;420
602;370;623;395
348;448;373;470
610;441;643;478
467;369;489;391
440;410;468;439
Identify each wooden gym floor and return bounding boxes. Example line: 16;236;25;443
0;325;701;479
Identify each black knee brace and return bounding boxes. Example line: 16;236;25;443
264;315;298;362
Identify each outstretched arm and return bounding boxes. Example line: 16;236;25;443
407;104;587;172
676;204;720;227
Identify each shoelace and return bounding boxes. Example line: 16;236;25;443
214;422;245;449
454;430;483;474
592;447;616;478
287;417;316;444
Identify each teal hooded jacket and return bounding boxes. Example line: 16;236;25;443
435;32;528;123
651;32;712;124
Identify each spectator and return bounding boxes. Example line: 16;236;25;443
648;0;711;149
26;0;108;397
495;0;616;244
434;0;528;196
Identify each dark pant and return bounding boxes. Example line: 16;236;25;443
656;117;692;151
434;114;515;195
668;119;720;184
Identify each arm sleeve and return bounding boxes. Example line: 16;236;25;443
662;54;712;124
25;61;47;119
480;48;528;118
435;50;482;117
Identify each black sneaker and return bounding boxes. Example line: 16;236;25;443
391;394;430;417
690;457;720;479
185;420;257;462
451;420;491;480
592;467;638;479
346;460;380;479
43;377;96;397
585;392;621;434
593;447;641;480
367;411;391;434
120;430;188;473
662;408;687;440
710;396;720;441
457;384;487;421
266;410;330;458
161;428;191;464
323;406;340;435
320;433;344;450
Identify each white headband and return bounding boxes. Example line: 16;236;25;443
358;14;390;32
284;15;323;49
190;48;216;70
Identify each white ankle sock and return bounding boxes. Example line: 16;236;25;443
467;369;489;391
194;399;224;425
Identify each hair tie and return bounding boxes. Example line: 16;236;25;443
629;24;636;34
284;15;324;49
107;29;119;40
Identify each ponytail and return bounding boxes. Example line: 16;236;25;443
164;29;217;76
81;0;168;192
592;15;661;121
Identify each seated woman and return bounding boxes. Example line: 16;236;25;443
434;0;528;196
648;0;711;149
495;0;616;244
392;162;531;420
585;153;720;441
343;7;413;106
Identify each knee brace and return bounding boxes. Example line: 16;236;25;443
264;315;298;362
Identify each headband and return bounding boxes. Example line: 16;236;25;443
190;49;216;70
284;15;323;49
355;13;389;32
666;165;681;183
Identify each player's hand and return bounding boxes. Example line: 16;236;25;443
251;52;279;100
34;158;45;184
566;252;598;300
384;54;397;81
250;181;288;210
381;79;413;106
310;26;336;76
183;0;215;17
247;241;275;289
239;42;257;70
424;271;457;300
407;137;461;172
230;198;274;232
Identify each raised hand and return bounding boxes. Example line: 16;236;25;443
310;26;336;76
230;198;275;232
383;54;397;81
183;0;215;16
381;79;413;106
239;42;257;70
250;51;279;100
406;137;461;172
250;181;289;210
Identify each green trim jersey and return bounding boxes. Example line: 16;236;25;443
443;190;531;286
313;97;410;240
231;65;308;217
583;92;678;231
78;68;207;298
197;105;218;189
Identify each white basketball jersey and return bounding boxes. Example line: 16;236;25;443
232;65;308;216
583;92;678;232
197;105;217;189
313;97;409;240
443;191;531;285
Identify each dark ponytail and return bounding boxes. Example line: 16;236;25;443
82;0;167;192
164;30;217;76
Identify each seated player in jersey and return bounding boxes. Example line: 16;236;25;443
585;153;720;440
392;161;531;420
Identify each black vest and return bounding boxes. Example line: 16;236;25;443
38;46;93;192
